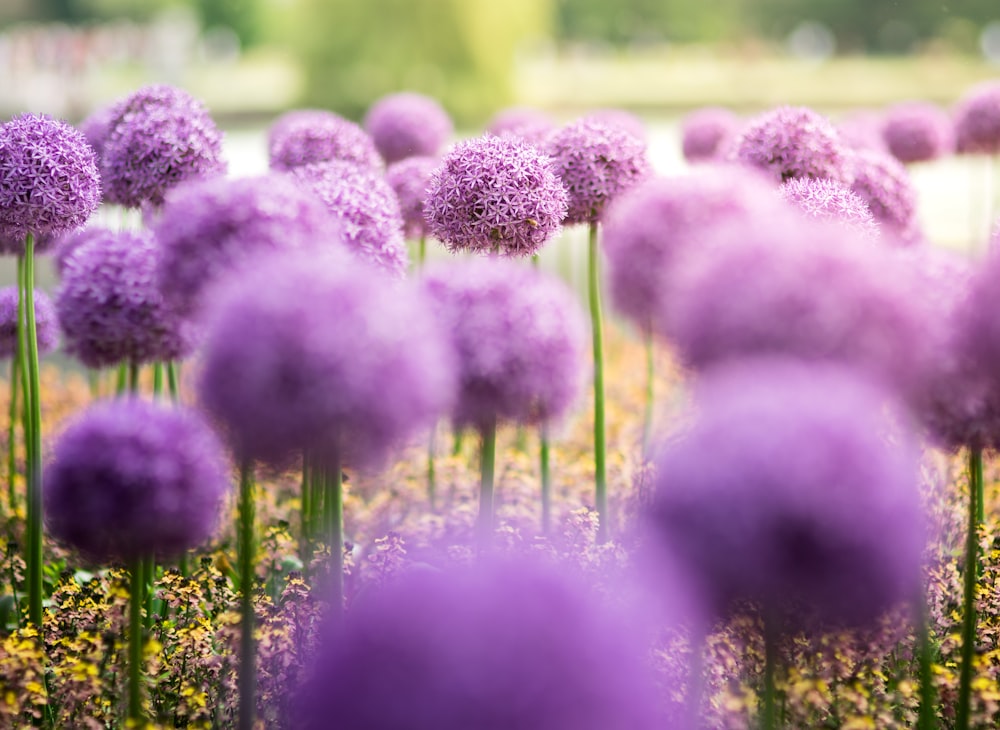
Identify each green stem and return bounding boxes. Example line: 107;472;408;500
427;423;437;509
128;558;145;725
324;457;344;617
642;329;654;458
237;461;256;730
143;557;156;632
418;235;427;268
917;585;938;730
540;424;551;534
956;446;983;730
166;361;180;403
87;369;99;400
477;419;497;545
115;363;127;395
128;361;140;395
152;362;164;400
23;235;43;627
7;355;17;513
452;428;463;457
588;221;608;542
762;621;779;730
300;451;311;578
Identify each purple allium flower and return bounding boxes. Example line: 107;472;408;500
296;558;665;730
485;106;556;146
955;249;1000;443
545;118;652;225
154;174;344;318
645;357;923;632
881;101;953;164
385;156;438;240
0;113;100;241
849;149;922;246
778;177;880;242
422;259;586;430
44;399;230;562
836;110;890;154
52;226;108;277
77;103;117;165
681;107;740;163
363;92;453;164
198;246;454;469
423;135;568;257
588;107;648;142
730;105;852;184
268;109;382;173
0;287;58;359
57;227;195;368
954;81;1000;155
100;85;226;209
291;161;409;276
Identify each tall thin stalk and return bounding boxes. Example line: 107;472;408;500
540;423;551;534
324;456;344;617
166;361;180;403
477;418;497;545
127;557;145;725
761;621;779;730
22;234;43;627
955;446;983;730
7;355;17;512
237;461;256;730
300;451;312;578
426;423;437;509
916;585;938;730
587;222;608;541
642;329;655;457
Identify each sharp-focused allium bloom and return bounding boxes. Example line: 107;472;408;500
295;559;667;730
0;113;101;241
386;156;438;240
154;174;344;318
778;177;880;241
881;102;953;164
589;107;648;142
44;399;231;562
268;109;382;172
485;106;556;146
198;247;454;469
100;85;226;208
423;135;568;257
57;227;195;368
545;118;652;225
363;92;453;164
954;81;1000;155
681;107;740;163
645;358;923;632
836;110;890;153
0;287;58;359
730;106;852;184
422;259;586;430
849;149;922;246
292;161;409;276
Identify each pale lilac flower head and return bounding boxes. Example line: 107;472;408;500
100;85;226;208
198;247;455;469
645;357;923;632
0;287;58;359
730;106;852;184
778;177;880;242
363;92;453;164
423;259;586;430
881;102;953;164
292;161;409;276
386;156;438;240
681;107;740;163
836;110;890;154
589;107;647;142
44;399;230;562
954;81;1000;155
268;109;382;172
423;135;568;257
546;118;652;225
0;113;100;241
486;106;556;146
849;149;922;246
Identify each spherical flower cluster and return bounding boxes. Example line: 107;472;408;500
363;92;453;164
588;107;647;142
0;113;101;241
681;107;740;162
268;109;382;172
198;246;455;469
957;249;1000;437
731;106;852;184
778;177;880;242
954;81;1000;155
52;227;109;277
423;259;587;430
154;174;344;318
386;156;438;240
545;118;652;225
836;110;889;153
44;398;231;562
77;103;117;164
423;135;568;257
57;227;195;368
100;85;226;208
645;358;923;632
849;149;922;246
295;559;665;730
881;102;953;164
0;287;59;359
486;106;556;146
291;161;409;276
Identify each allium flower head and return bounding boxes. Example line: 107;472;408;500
292;160;409;276
57;227;195;368
881;101;953;164
645;358;923;632
955;248;1000;446
681;107;740;163
0;113;100;241
423;259;587;430
268;109;382;172
731;106;852;184
849;149;922;246
545;118;652;225
386;156;438;240
954;81;1000;155
44;399;231;562
778;177;880;242
198;247;454;469
100;84;226;208
363;92;453;164
486;106;556;146
77;103;117;165
836;110;890;154
296;558;666;730
588;107;647;142
423;135;568;257
0;287;58;359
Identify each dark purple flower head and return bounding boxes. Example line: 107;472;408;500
646;357;923;632
954;81;1000;155
545;118;652;225
881;102;953;164
423;259;586;430
57;227;195;368
485;106;556;146
268;109;382;172
292;161;409;276
836;110;890;154
778;177;880;242
849;149;922;246
588;107;647;142
363;92;453;164
154;174;344;318
198;247;454;469
0;113;100;241
0;287;58;359
423;135;568;257
44;398;231;562
386;156;438;240
681;107;740;163
100;85;226;209
297;558;667;730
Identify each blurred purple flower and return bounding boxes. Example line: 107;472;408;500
485;106;556;146
681;107;740;163
881;101;953;164
363;92;453;164
268;109;382;172
386;156;438;240
778;177;880;242
836;110;890;154
955;248;1000;447
954;81;1000;155
77;103;117;167
588;107;647;142
0;287;59;359
849;149;922;246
